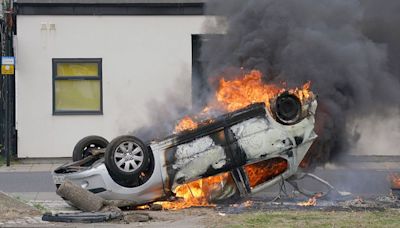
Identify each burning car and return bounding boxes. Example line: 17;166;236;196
53;88;318;207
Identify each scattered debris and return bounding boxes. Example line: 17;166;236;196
391;189;400;200
56;180;104;212
149;203;163;211
216;194;400;214
53;180;149;223
123;212;152;223
42;211;122;223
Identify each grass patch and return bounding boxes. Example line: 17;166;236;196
12;195;49;214
212;210;400;228
13;195;28;204
13;196;49;213
0;152;20;166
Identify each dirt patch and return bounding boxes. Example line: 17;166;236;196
0;192;41;222
115;208;216;227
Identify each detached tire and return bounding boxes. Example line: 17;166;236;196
72;135;109;162
105;135;150;181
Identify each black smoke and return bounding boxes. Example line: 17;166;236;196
200;0;400;165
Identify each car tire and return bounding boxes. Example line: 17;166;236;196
72;135;109;162
273;92;302;125
105;135;150;181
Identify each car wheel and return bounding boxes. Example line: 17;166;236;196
273;92;302;125
72;135;109;162
105;135;150;180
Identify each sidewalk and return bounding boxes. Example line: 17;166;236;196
9;192;62;201
0;163;65;172
7;192;79;214
0;158;69;172
0;160;67;201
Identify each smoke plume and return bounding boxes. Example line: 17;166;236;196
200;0;400;164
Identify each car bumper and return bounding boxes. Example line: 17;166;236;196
53;160;165;205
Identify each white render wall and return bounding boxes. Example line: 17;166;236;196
16;15;208;157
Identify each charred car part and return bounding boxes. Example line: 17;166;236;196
53;92;319;206
271;92;303;125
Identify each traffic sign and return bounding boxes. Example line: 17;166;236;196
2;56;15;65
2;65;14;75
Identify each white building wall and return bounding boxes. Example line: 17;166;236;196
16;15;208;157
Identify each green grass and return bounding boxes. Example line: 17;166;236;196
0;151;19;166
212;210;400;228
13;195;49;213
13;195;28;204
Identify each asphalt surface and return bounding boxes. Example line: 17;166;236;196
0;172;56;192
0;168;395;195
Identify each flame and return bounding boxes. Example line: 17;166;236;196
297;192;323;207
242;200;253;207
165;69;313;210
156;173;229;210
244;158;288;188
174;70;312;133
135;205;149;210
216;70;282;112
232;200;253;208
157;159;288;210
174;116;198;133
389;173;400;189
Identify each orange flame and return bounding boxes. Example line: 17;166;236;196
174;116;198;133
174;70;312;133
297;192;323;206
155;173;229;210
165;69;312;210
232;200;253;208
216;70;282;112
244;158;288;188
389;173;400;189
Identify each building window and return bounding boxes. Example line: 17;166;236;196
52;58;102;115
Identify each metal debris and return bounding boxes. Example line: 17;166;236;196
42;211;123;223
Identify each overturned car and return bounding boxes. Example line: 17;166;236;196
53;92;318;206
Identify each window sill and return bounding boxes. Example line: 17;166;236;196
53;111;103;116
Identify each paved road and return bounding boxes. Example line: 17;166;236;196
0;172;56;192
0;168;396;195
